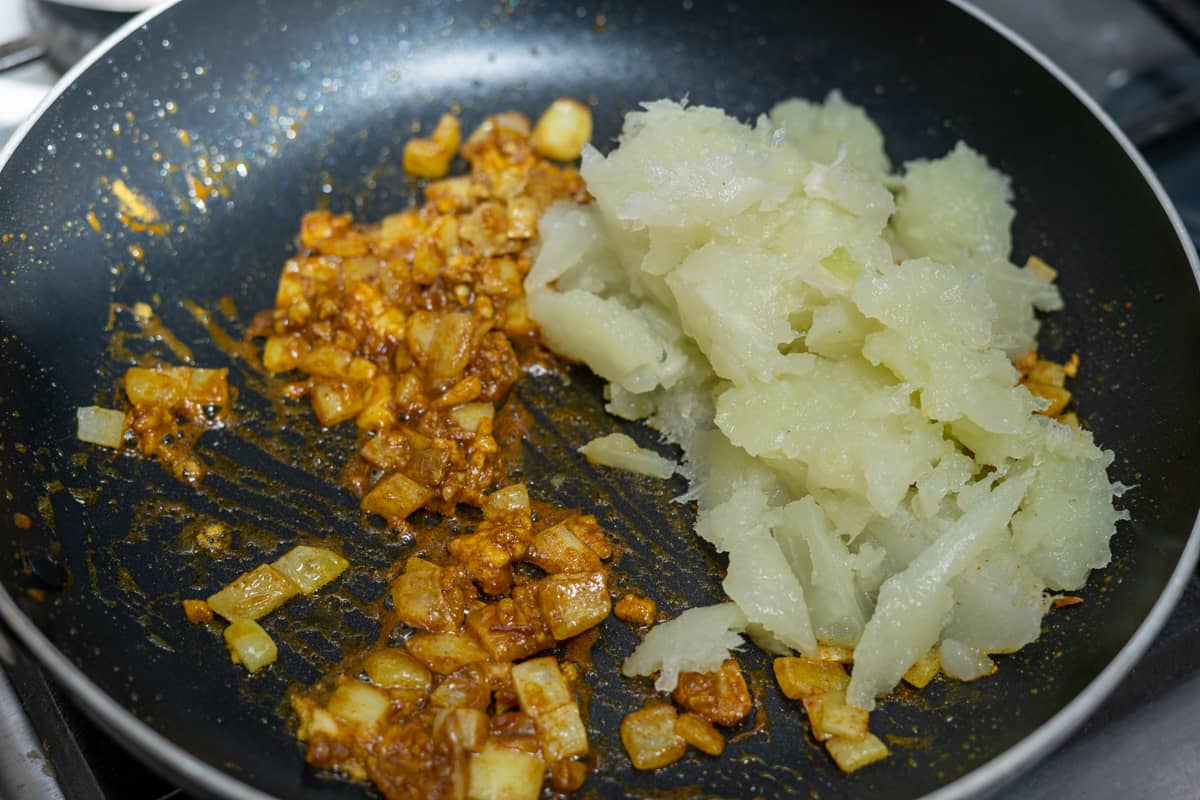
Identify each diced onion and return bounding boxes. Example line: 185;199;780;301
620;705;686;770
468;741;545;800
207;564;300;622
532;98;593;162
578;433;676;479
271;545;349;595
224;619;277;673
76;406;127;449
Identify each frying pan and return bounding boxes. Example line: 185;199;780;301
1;1;1198;798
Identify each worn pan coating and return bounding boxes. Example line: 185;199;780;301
0;1;1198;798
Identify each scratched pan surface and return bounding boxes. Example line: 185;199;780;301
0;0;1198;798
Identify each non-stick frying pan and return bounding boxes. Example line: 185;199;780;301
1;1;1198;798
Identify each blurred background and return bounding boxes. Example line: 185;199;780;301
0;1;1197;799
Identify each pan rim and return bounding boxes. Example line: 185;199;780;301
0;2;1197;800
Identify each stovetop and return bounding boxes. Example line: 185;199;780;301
1;1;1198;799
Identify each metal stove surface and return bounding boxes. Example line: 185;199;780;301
0;1;1198;799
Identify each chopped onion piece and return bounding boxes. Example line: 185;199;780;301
76;406;127;449
224;619;277;673
271;545;349;595
620;705;686;770
207;564;300;622
468;740;545;800
826;732;889;773
578;432;677;479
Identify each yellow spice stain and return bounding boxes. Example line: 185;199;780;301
181;299;257;361
107;301;194;364
110;179;160;225
116;214;168;236
86;211;102;233
186;173;211;211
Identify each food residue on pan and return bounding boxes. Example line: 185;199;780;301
73;91;1127;798
68;93;306;258
109;178;159;224
108;177;168;235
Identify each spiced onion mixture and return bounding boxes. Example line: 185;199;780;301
247;112;588;526
246;111;690;799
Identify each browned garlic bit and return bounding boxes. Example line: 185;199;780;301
613;593;657;627
1013;257;1081;423
1015;347;1080;421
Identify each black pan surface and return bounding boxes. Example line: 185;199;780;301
0;1;1198;798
